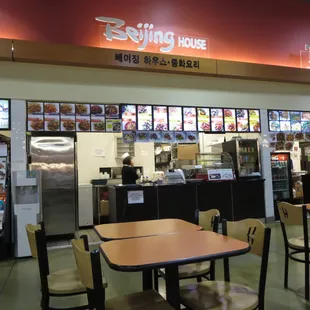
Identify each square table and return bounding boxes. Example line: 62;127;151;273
100;230;250;309
94;218;202;241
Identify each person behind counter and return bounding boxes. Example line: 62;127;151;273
122;156;139;185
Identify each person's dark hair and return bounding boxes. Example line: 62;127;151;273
123;156;132;166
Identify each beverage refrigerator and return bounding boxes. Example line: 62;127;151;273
222;139;261;179
271;152;293;220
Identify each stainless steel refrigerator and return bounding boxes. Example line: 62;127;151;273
29;136;77;236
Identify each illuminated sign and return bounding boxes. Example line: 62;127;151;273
96;17;208;54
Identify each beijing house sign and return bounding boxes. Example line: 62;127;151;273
96;17;208;54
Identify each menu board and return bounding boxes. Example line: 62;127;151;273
90;104;105;132
137;105;152;130
122;105;137;131
249;110;261;132
153;106;168;131
224;109;236;132
236;109;249;132
44;103;60;131
0;100;9;130
210;108;224;132
168;107;183;131
197;108;210;132
183;107;197;131
268;109;310;132
27;102;44;131
60;103;75;132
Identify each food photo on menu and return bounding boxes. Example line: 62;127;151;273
162;132;175;143
76;117;91;132
122;105;137;130
44;103;60;132
91;104;105;117
90;104;105;132
175;132;186;142
76;103;90;116
106;119;121;132
211;108;224;132
60;103;75;115
197;108;210;131
183;107;197;131
105;105;119;119
168;107;183;131
249;110;261;132
136;131;150;142
137;105;152;130
123;131;136;143
153;106;168;131
91;118;106;132
236;109;249;132
186;132;198;143
149;131;162;142
27;102;44;131
224;109;236;132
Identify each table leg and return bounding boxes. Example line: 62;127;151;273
165;265;180;310
142;269;153;291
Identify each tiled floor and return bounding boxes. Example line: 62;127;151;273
1;222;310;309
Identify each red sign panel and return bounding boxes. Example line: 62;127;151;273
1;0;310;68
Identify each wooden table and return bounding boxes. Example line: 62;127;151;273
100;230;250;309
94;218;202;241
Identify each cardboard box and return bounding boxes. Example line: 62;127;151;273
177;144;199;160
100;200;109;216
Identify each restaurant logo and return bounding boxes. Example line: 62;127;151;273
95;17;208;53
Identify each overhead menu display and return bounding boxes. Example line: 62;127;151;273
183;107;197;131
268;109;310;132
224;109;236;132
121;105;137;131
211;108;224;132
236;109;249;132
197;108;210;132
0;100;9;130
168;107;183;131
137;105;152;130
153;106;168;131
27;102;261;134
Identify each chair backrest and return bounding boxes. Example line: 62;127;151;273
277;202;303;226
72;236;105;309
199;209;220;232
223;218;271;310
25;223;42;258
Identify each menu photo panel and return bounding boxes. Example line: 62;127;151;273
27;102;44;131
121;104;137;131
183;107;197;131
153;106;168;131
44;102;60;132
137;105;152;130
91;104;105;132
224;108;237;132
0;100;10;130
197;108;210;132
168;106;183;131
249;109;261;132
236;109;249;132
210;108;224;132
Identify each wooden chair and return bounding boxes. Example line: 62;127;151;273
179;218;271;310
25;223;96;310
277;202;310;300
153;210;220;291
71;236;174;310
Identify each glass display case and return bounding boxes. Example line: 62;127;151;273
195;152;235;181
222;139;261;178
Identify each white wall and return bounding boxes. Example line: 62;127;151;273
4;61;310;219
77;133;155;184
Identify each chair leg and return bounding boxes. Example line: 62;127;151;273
153;269;159;292
210;261;215;281
197;276;202;283
305;255;309;301
284;251;289;289
41;294;49;310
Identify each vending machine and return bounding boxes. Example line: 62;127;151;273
271;152;293;220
